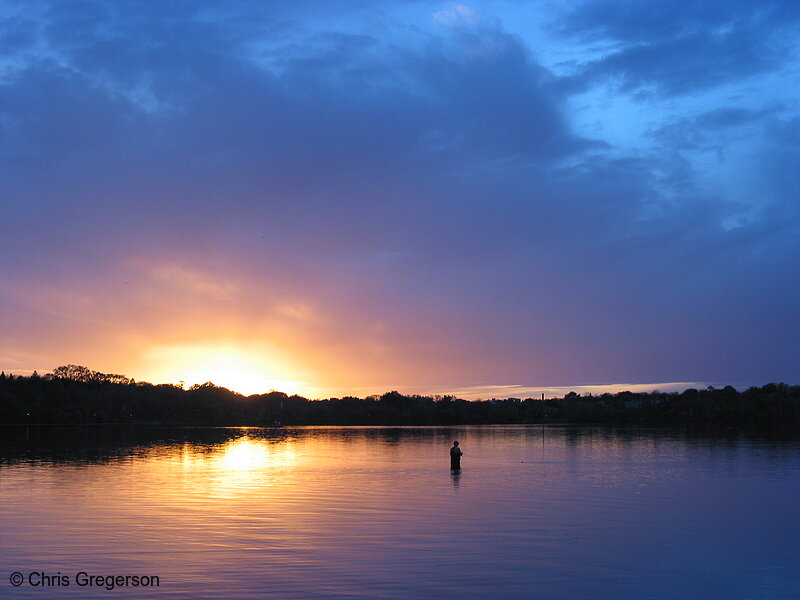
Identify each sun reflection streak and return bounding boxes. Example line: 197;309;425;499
173;437;300;498
220;438;297;471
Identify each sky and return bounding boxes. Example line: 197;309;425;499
1;0;799;398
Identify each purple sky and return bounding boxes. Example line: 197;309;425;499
1;1;799;397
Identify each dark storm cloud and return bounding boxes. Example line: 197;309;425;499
1;1;590;254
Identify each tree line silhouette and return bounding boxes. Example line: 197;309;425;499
1;365;799;426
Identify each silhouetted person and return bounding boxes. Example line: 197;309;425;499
450;441;463;470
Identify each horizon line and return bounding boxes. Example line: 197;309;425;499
0;370;773;400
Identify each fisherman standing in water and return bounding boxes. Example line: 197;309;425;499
450;441;463;470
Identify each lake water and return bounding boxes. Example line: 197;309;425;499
1;425;799;599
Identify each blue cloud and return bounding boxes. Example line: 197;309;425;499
561;0;800;95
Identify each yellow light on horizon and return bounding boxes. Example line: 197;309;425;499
138;342;305;396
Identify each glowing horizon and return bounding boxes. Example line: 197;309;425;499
0;357;713;401
135;342;307;396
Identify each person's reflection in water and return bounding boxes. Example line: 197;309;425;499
450;441;463;471
451;468;461;489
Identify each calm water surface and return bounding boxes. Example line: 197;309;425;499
1;425;799;599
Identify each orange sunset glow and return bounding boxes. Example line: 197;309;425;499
3;255;533;398
1;254;709;398
137;343;305;396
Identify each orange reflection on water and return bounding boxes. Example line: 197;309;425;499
170;435;302;499
218;438;297;471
